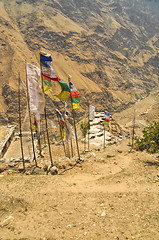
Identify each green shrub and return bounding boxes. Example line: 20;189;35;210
80;121;89;151
80;121;89;138
135;121;159;153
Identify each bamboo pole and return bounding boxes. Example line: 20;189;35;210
68;75;81;161
34;114;43;157
56;109;67;157
65;120;70;159
131;109;135;148
66;138;70;159
39;63;53;166
18;73;25;170
70;139;74;158
65;104;74;158
104;123;106;149
25;62;38;166
88;106;90;151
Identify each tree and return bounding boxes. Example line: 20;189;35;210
80;121;89;151
134;121;159;153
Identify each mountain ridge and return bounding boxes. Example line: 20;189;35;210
0;0;159;125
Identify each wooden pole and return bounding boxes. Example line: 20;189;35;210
104;123;106;149
34;114;43;157
68;75;81;161
25;62;38;166
132;109;135;148
88;106;90;151
56;110;67;157
65;120;70;159
18;73;25;170
66;138;70;159
65;103;74;158
70;139;74;158
39;64;53;166
42;118;46;145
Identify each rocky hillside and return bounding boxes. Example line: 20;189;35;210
0;0;159;125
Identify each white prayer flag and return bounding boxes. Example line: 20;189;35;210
51;120;57;128
68;123;75;140
26;63;45;114
89;105;95;120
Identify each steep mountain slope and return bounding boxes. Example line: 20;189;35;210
0;0;159;125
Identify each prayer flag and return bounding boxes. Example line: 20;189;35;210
89;105;95;120
105;111;110;122
33;115;37;132
40;51;70;101
104;111;110;127
59;115;66;138
68;123;75;140
51;121;57;128
55;79;70;101
65;111;69;121
26;63;45;114
69;81;80;109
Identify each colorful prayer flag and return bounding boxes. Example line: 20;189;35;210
55;79;70;101
59;115;66;138
69;81;80;109
26;63;45;114
65;111;69;121
105;111;110;122
33;115;38;132
40;51;70;101
104;111;110;127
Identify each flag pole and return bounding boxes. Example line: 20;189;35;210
34;114;43;157
66;136;70;159
131;109;135;148
64;117;70;159
88;105;90;151
68;75;81;161
70;139;74;158
39;65;53;167
64;102;73;158
104;122;106;149
25;62;38;166
56;110;67;157
18;73;25;170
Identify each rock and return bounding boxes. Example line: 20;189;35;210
31;167;45;175
100;203;105;207
117;150;122;153
8;163;18;168
78;157;84;162
101;211;106;217
0;216;14;227
7;170;13;174
0;158;5;163
88;152;96;158
49;166;58;175
107;154;115;158
14;136;20;141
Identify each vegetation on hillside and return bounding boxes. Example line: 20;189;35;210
80;121;89;151
135;121;159;153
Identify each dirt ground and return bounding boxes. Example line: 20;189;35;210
0;89;159;240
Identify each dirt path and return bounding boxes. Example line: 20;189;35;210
0;139;159;240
